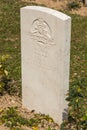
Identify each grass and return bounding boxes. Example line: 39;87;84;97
0;0;87;129
70;14;87;81
0;0;22;94
0;0;46;96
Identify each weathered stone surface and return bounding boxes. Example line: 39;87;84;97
85;0;87;6
21;6;71;125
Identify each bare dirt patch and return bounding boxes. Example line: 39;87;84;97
0;94;59;130
22;0;67;10
22;0;87;16
70;6;87;16
0;94;21;109
0;94;21;130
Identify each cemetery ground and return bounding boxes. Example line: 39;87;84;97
0;0;87;130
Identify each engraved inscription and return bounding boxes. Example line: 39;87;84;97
27;44;58;71
30;18;55;46
28;18;57;71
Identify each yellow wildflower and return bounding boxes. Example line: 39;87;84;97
32;126;38;130
4;70;8;76
77;87;81;92
0;65;2;68
76;99;79;103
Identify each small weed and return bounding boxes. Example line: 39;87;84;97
0;107;36;129
0;55;10;95
67;1;81;10
0;107;57;130
62;78;87;130
0;54;20;96
47;126;51;130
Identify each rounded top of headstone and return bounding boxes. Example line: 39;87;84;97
21;6;71;21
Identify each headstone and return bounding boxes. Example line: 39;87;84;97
21;6;71;125
84;0;87;6
82;0;87;6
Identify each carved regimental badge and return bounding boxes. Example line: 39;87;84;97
30;18;55;46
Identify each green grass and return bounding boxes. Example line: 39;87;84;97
70;14;87;81
0;0;46;96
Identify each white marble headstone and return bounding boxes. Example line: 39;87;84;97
21;6;71;125
84;0;87;6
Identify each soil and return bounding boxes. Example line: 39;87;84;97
0;94;59;130
22;0;87;16
70;6;87;16
0;94;21;130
